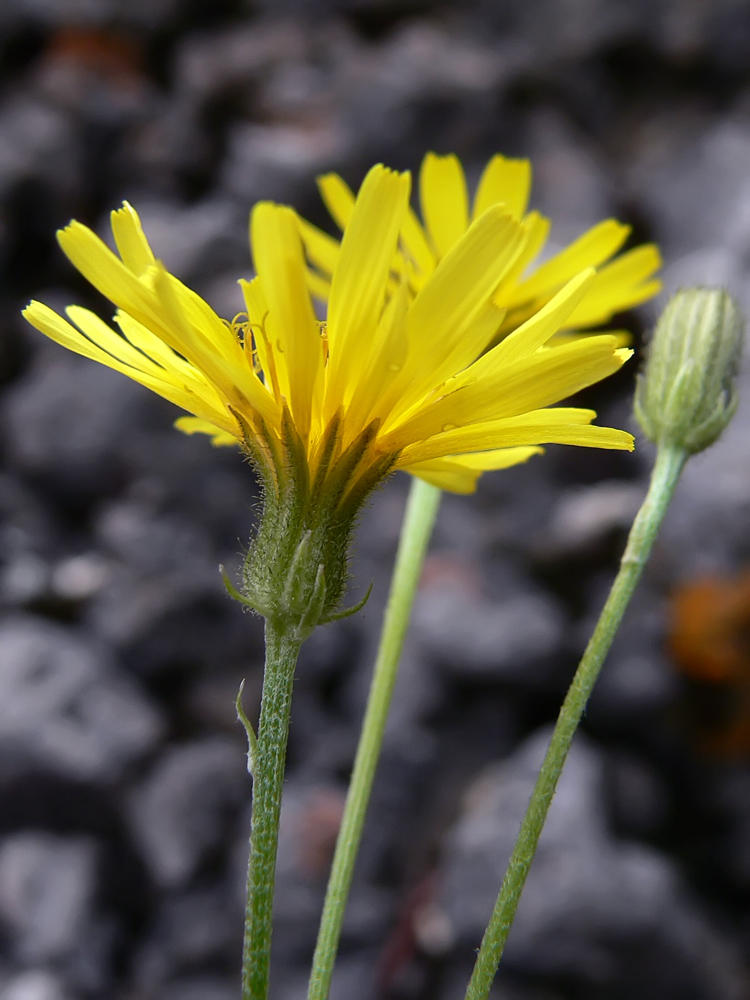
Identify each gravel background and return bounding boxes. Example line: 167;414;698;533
2;2;750;999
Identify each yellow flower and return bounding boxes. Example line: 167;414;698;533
23;164;633;497
22;163;635;622
301;151;661;336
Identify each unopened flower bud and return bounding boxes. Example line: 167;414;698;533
635;288;744;454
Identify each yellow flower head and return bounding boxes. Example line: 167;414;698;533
301;151;662;340
22;163;637;625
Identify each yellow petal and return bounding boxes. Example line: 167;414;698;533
547;328;633;349
305;269;332;301
384;206;526;419
404;446;542;493
239;275;282;404
401;206;437;281
565;244;663;328
384;338;632;446
110;202;156;275
317;173;356;231
419;153;469;258
397;408;634;465
494;211;551;308
251;202;322;436
23;301;238;434
114;309;202;378
510;219;631;304
296;215;340;278
174;416;238;446
473;155;532;221
151;264;278;427
324;164;410;419
486;268;596;367
58;221;163;327
346;279;410;429
57;220;252;413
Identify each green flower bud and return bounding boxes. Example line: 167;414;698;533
634;288;744;454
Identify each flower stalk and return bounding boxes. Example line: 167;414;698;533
242;622;302;1000
464;286;744;1000
462;441;687;1000
307;477;443;1000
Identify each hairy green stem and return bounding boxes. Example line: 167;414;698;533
307;478;443;1000
243;622;302;1000
464;443;687;1000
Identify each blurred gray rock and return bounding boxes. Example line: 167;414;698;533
87;497;224;654
434;729;744;998
712;765;750;888
0;833;97;965
0;96;76;200
411;578;564;682
0;972;67;1000
0;0;179;29
0;474;56;610
222;120;348;204
134;883;240;990
155;977;237;1000
585;587;680;721
631;115;750;262
174;21;308;102
0;616;162;780
130;739;246;888
526;107;614;245
541;480;645;557
2;350;147;498
606;751;669;837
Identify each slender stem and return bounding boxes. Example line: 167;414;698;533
307;478;443;1000
243;621;302;1000
464;443;687;1000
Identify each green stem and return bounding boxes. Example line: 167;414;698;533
307;478;443;1000
464;443;687;1000
243;621;302;1000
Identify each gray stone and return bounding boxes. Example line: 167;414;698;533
411;577;564;682
155;977;237;1000
134;884;240;989
607;752;669;837
526;107;614;246
130;739;246;888
585;586;680;721
0;833;97;964
542;480;645;557
0;616;162;780
0;0;179;29
174;22;308;101
0;96;76;200
630;115;750;262
2;350;147;497
86;498;233;663
434;729;744;997
222;120;348;205
0;972;67;1000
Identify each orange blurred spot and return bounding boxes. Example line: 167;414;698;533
43;27;143;86
419;554;481;595
669;570;750;756
294;787;345;878
670;571;750;682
